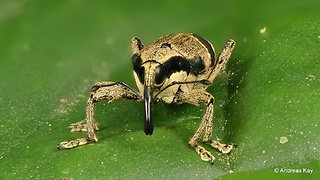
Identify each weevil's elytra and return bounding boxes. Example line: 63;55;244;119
57;33;236;165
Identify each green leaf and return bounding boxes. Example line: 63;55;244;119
0;0;319;179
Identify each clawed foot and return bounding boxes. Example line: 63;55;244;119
192;141;236;165
207;140;236;154
195;145;215;165
58;121;99;150
57;138;89;149
69;122;87;132
68;120;99;132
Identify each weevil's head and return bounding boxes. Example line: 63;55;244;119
131;55;170;135
131;37;187;135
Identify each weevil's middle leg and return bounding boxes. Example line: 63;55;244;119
57;81;142;149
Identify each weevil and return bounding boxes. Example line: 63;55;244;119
57;33;236;164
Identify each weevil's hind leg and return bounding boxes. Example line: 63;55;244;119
57;81;142;149
173;90;234;164
208;39;236;83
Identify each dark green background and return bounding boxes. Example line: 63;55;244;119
0;0;319;179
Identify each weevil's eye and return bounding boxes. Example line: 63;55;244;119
155;65;166;85
136;66;145;84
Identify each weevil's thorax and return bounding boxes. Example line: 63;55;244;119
132;33;217;103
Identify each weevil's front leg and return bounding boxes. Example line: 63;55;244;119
202;102;235;154
173;90;234;164
57;81;142;149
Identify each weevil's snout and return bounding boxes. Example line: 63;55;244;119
144;86;153;135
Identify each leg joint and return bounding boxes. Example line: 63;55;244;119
205;95;214;106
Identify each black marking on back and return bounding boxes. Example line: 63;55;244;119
160;43;172;49
192;34;215;65
189;56;206;75
163;56;190;77
132;53;145;84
